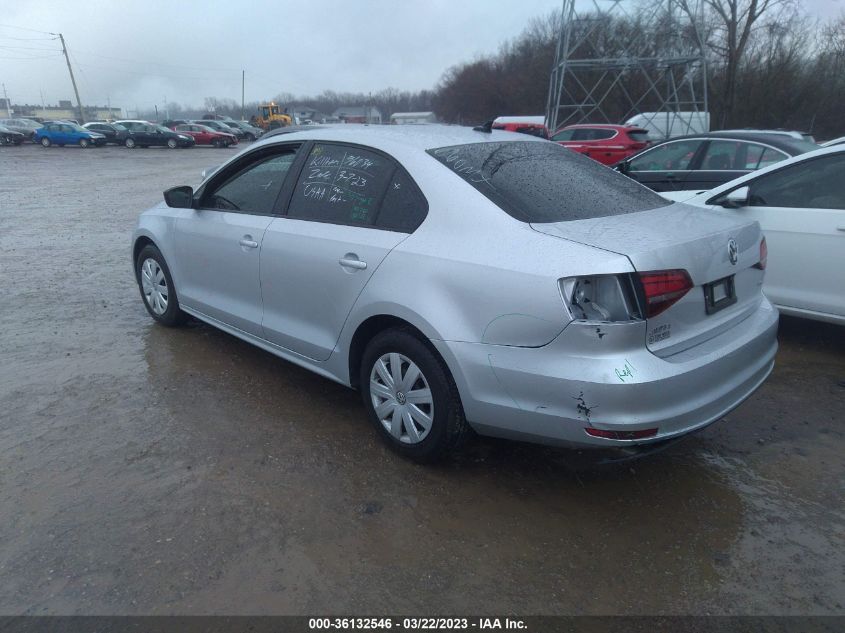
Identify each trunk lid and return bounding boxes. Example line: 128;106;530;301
531;203;765;357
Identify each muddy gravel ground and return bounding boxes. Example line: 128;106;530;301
0;144;843;616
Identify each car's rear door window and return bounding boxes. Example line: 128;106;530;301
428;141;669;223
757;147;789;169
571;128;615;141
376;167;428;232
698;140;743;170
287;143;393;226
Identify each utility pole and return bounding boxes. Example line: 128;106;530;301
56;33;85;123
241;70;245;121
2;84;11;117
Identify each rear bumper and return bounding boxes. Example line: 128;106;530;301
432;298;778;448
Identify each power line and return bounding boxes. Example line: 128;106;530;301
0;53;63;60
0;34;60;41
0;44;62;51
0;23;56;35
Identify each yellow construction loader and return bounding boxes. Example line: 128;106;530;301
252;102;293;130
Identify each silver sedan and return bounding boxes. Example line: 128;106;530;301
132;125;778;461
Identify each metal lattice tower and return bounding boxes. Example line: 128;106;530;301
546;0;708;136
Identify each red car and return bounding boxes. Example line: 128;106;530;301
551;124;650;165
172;123;238;147
492;116;550;139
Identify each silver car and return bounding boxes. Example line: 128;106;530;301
132;126;778;461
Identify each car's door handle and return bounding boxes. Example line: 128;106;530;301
339;257;367;270
239;237;259;249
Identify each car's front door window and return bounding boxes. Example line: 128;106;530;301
202;152;297;214
629;139;702;172
748;154;845;209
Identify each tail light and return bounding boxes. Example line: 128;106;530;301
637;270;693;318
560;274;641;322
754;236;767;270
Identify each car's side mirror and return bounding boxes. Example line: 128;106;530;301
163;185;194;208
720;185;750;209
616;161;629;175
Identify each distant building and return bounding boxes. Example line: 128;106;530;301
332;105;382;124
9;102;123;121
289;105;335;124
390;111;437;125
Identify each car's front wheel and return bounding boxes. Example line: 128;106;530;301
167;138;178;149
79;138;89;148
360;329;469;462
125;138;136;148
135;244;187;326
40;137;51;147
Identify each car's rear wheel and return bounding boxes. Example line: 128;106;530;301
167;138;178;149
135;245;187;327
125;138;136;148
360;329;469;462
40;137;51;147
79;138;89;148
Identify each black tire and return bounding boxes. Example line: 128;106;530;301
360;328;470;462
41;137;52;147
79;138;89;148
213;138;222;148
125;138;136;148
246;133;255;141
167;138;178;149
134;244;188;327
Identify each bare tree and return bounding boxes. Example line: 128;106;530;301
685;0;795;126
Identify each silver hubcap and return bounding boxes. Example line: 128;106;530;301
370;353;434;444
140;258;168;315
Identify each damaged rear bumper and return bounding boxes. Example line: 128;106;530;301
431;298;778;448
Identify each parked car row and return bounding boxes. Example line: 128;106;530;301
0;124;25;145
1;116;264;149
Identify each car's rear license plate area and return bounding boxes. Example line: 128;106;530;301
704;275;737;314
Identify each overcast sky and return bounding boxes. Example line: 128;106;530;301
1;0;841;112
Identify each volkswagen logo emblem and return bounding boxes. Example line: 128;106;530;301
728;238;738;265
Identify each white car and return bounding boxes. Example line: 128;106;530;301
661;146;845;324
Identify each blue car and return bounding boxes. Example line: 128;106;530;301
34;121;107;148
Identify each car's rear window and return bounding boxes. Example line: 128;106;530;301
427;141;670;223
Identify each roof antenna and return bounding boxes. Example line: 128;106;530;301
473;119;494;133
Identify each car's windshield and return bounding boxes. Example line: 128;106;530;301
428;141;670;223
112;123;127;131
154;125;172;133
70;124;88;132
